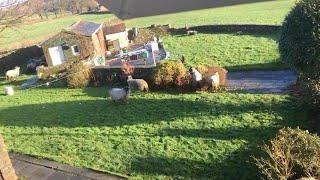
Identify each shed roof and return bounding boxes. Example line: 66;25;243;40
103;20;126;35
65;21;102;36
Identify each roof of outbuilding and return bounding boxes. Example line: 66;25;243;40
103;20;126;35
65;21;102;36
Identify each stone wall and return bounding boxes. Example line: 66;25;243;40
0;135;17;180
0;45;43;75
174;24;281;34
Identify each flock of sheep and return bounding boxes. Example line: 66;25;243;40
109;67;220;103
4;64;220;100
108;75;149;102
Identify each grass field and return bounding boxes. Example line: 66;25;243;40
0;0;304;179
0;78;307;179
164;32;286;70
0;0;295;51
126;0;295;27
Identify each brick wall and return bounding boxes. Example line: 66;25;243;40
0;135;17;180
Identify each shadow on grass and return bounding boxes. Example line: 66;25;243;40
130;128;291;179
172;27;280;41
0;78;27;87
1;93;307;179
0;94;304;128
131;123;305;179
131;148;259;179
225;61;291;72
160;126;275;141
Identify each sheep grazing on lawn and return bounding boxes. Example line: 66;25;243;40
5;67;20;81
4;86;14;96
127;76;149;92
189;67;202;88
108;87;130;102
208;71;220;90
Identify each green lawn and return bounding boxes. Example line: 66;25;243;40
126;0;296;27
0;78;307;179
0;0;295;51
163;32;287;70
0;0;304;178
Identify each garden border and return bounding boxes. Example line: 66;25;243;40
173;24;281;34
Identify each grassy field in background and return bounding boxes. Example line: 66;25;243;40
164;32;287;70
0;14;113;52
126;0;295;27
0;0;295;51
0;78;306;179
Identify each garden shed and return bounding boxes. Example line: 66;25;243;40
103;20;129;50
42;21;106;67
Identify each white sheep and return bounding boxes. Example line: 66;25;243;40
4;86;14;96
36;65;45;79
189;67;202;87
208;72;220;90
5;67;20;81
108;87;130;102
127;76;149;92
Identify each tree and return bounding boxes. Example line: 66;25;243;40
279;0;320;79
0;0;34;34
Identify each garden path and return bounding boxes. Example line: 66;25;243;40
227;70;297;93
10;153;126;180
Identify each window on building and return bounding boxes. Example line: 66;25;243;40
71;45;80;56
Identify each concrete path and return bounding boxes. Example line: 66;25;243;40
10;153;126;180
227;70;297;93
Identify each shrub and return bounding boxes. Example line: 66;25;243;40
195;65;228;92
66;62;92;88
298;77;320;108
254;127;320;180
152;61;188;88
279;0;320;79
279;0;320;130
36;63;71;80
196;65;208;75
120;62;134;80
204;66;228;86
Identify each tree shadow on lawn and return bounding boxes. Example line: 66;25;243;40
131;122;306;179
131;123;305;179
225;61;291;72
131;147;260;179
0;95;304;128
128;96;307;179
172;29;279;41
0;78;27;87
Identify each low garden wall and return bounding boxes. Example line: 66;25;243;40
0;46;43;75
174;24;281;34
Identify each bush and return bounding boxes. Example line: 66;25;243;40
279;0;320;130
152;61;188;88
120;62;134;80
196;65;209;75
298;77;320;108
254;127;320;180
66;62;92;88
203;66;228;87
279;0;320;79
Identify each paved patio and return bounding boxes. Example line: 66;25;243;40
10;153;127;180
227;70;297;93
